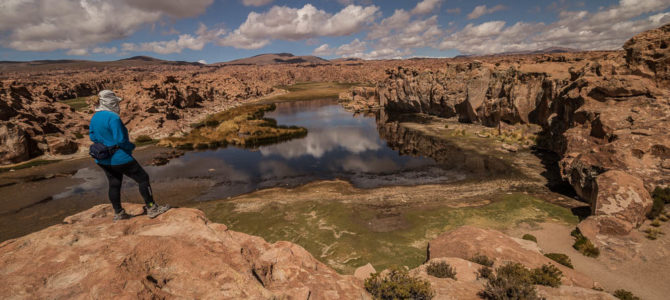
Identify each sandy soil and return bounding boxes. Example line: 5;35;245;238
507;220;670;300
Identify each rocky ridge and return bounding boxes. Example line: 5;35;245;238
344;23;670;236
0;205;616;299
0;59;443;165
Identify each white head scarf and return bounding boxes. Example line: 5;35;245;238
96;90;122;114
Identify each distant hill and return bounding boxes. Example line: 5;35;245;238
0;56;202;73
215;53;330;66
455;47;583;58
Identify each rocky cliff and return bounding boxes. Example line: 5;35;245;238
363;23;670;236
0;205;616;299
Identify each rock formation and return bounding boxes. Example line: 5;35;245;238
0;205;618;299
0;59;440;165
427;226;595;288
0;204;369;299
357;23;670;235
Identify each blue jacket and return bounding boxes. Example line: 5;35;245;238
89;111;136;165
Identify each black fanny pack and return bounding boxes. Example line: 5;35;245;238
89;143;119;160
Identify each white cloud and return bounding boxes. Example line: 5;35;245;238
66;48;88;56
411;0;442;15
312;44;333;56
198;59;207;64
467;4;507;20
219;4;378;49
123;24;225;54
361;8;442;59
218;29;270;49
0;0;214;53
92;47;118;54
441;0;670;55
241;0;273;7
122;0;214;18
336;38;367;57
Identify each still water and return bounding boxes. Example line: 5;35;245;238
56;99;463;201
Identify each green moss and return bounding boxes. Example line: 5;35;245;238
134;135;158;147
161;104;307;150
0;159;61;173
522;234;537;243
544;253;573;269
198;193;579;274
365;266;434;300
62;97;90;111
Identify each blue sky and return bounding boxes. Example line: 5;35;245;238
0;0;668;63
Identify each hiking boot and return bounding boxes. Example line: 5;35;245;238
146;204;171;219
113;209;131;221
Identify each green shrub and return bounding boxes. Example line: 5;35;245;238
648;187;670;220
531;264;563;287
643;228;663;240
522;234;537;243
571;228;600;258
650;219;661;227
648;196;665;220
477;267;493;279
364;266;434;300
478;263;540;300
469;254;494;267
74;132;84;139
426;261;456;279
613;289;640;300
652;187;670;204
544;253;573;269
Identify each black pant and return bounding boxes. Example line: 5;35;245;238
98;160;154;213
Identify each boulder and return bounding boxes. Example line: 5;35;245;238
0;204;369;299
353;263;376;281
578;215;634;238
624;23;670;86
45;136;79;155
536;286;617;300
590;170;652;231
427;226;595;288
408;255;615;300
0;123;37;164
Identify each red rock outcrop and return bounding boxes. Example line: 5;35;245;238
427;226;596;288
409;256;615;300
0;204;369;299
0;206;619;299
624;23;670;86
363;23;670;235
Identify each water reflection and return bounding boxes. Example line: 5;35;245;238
56;99;488;201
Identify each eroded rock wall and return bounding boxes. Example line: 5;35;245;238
369;23;670;235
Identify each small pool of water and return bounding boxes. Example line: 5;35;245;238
56;99;464;201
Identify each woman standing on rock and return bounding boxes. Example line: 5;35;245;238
89;90;170;221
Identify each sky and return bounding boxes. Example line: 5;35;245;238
0;0;669;63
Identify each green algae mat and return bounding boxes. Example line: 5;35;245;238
198;192;579;274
